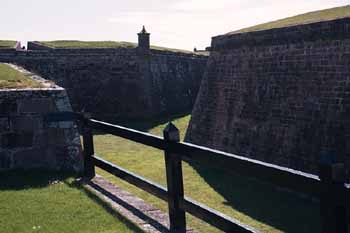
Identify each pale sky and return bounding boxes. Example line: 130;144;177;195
1;0;349;50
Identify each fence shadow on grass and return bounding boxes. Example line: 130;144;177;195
83;180;168;233
188;161;321;233
80;112;322;232
70;179;145;233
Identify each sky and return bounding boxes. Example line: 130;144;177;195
1;0;349;50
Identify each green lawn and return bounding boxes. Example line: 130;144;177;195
0;171;138;233
37;40;197;54
230;5;350;34
93;115;320;233
0;40;16;48
0;63;43;89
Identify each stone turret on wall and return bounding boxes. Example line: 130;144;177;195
137;26;150;53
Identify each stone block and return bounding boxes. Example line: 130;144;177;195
17;98;57;114
1;132;33;148
0;152;11;169
34;128;66;147
11;116;42;132
58;121;74;129
12;148;52;169
0;117;10;131
47;128;66;145
45;146;67;169
0;101;17;115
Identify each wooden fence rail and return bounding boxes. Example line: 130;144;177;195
46;112;350;233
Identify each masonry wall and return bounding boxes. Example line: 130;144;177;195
0;47;207;119
186;18;350;175
147;50;207;116
0;87;83;172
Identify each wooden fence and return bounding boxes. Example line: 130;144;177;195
46;112;350;233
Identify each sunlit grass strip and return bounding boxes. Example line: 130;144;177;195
0;171;136;233
0;40;16;48
0;63;43;89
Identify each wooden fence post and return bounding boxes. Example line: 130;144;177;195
82;117;95;179
163;122;186;232
319;154;348;233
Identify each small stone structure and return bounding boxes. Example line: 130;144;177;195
186;18;350;175
138;26;151;52
0;64;83;172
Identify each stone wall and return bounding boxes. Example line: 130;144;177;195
0;67;83;172
186;18;350;175
0;47;207;119
147;50;207;116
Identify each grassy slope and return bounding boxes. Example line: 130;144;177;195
38;40;196;54
40;40;137;49
0;40;16;48
0;63;42;89
0;171;137;233
230;5;350;34
94;115;320;233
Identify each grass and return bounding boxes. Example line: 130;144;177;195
93;114;321;233
230;5;350;34
0;170;138;233
37;40;198;54
0;40;16;48
39;40;137;49
0;63;43;89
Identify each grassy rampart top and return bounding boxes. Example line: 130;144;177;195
0;63;42;89
228;5;350;35
37;40;199;54
0;40;16;48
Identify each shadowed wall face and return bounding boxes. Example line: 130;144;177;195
0;88;83;172
0;48;207;119
186;18;350;174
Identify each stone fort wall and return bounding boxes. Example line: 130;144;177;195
0;46;207;119
186;18;350;175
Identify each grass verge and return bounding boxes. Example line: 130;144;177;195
93;114;320;233
37;40;197;54
0;40;16;48
0;63;43;89
0;170;138;233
